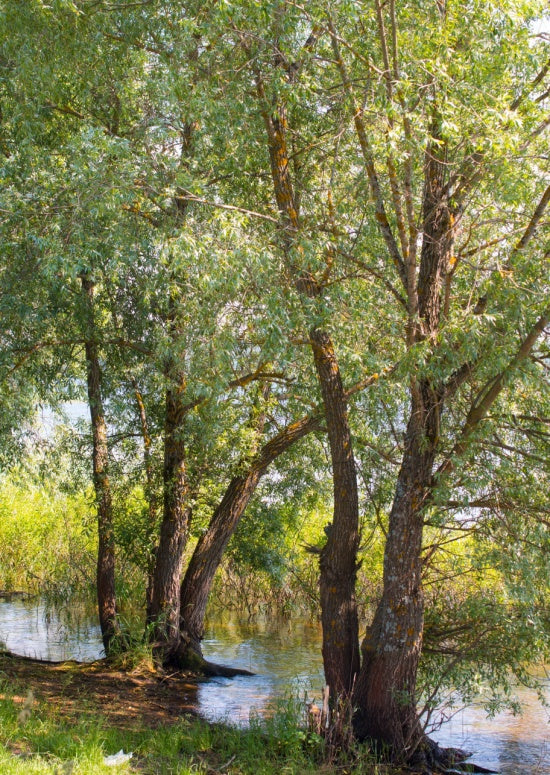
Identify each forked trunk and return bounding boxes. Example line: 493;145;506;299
350;102;455;762
352;120;453;759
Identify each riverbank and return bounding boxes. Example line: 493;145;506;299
0;651;403;775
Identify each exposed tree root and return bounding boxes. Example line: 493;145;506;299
199;659;255;678
161;640;254;678
410;737;499;774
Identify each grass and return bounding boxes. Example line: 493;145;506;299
0;665;396;775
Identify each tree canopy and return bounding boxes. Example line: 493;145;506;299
1;0;549;768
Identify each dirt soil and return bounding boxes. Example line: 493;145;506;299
0;651;199;729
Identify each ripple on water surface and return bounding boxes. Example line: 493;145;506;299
199;616;550;775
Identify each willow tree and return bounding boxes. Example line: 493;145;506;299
176;0;550;766
1;0;336;673
3;5;549;763
1;0;157;651
316;0;550;766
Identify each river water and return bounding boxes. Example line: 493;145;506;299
0;597;548;774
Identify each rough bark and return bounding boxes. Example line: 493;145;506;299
253;53;361;701
352;110;454;761
148;124;195;660
173;470;262;670
311;329;360;698
352;384;441;754
81;275;119;655
173;413;322;668
148;379;191;658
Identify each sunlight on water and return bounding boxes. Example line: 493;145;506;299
0;596;104;661
198;617;325;723
1;600;548;774
199;615;550;775
432;693;550;775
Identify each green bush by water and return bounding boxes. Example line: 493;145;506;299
0;476;96;599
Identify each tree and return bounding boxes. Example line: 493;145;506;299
322;1;549;765
2;4;549;769
1;0;333;674
163;0;549;764
80;273;121;653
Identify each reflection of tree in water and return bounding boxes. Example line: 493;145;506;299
444;718;550;774
1;600;549;773
0;598;103;661
498;733;549;774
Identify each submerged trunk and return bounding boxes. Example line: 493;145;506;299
148;381;191;660
311;328;360;700
81;275;119;655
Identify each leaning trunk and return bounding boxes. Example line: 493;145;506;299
176;470;262;670
175;412;322;669
81;275;119;655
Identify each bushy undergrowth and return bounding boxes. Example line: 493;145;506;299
0;476;96;599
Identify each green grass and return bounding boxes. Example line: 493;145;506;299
0;678;393;775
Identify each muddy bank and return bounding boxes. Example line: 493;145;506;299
0;651;199;728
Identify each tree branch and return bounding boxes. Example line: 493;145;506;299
437;310;550;477
328;18;407;289
174;192;279;224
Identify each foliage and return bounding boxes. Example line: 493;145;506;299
0;471;95;598
0;0;549;738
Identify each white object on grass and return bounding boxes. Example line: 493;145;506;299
103;750;133;766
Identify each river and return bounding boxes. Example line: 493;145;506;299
0;597;548;774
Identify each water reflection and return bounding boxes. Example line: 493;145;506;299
0;595;103;661
434;696;550;774
200;615;549;775
199;616;325;723
0;599;548;774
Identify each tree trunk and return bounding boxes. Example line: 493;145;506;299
148;381;191;659
352;109;453;762
254;59;361;701
311;328;360;699
130;380;159;621
173;412;322;669
353;384;440;758
175;469;262;670
81;275;119;655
